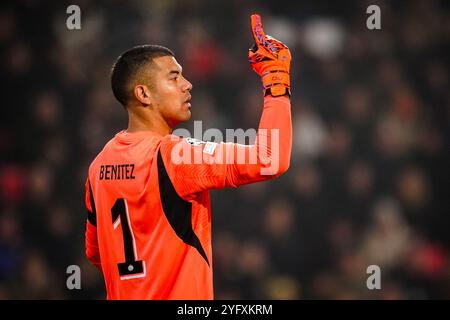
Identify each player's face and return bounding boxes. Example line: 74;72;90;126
150;56;193;127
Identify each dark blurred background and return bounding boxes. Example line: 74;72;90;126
0;0;449;299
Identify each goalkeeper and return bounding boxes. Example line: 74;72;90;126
84;14;293;299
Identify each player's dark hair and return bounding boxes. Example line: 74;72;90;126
111;45;174;106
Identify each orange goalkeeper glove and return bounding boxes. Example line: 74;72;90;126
249;14;291;97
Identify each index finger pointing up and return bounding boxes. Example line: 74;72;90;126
251;14;266;46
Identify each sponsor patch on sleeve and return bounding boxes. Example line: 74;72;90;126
203;141;218;155
185;138;206;147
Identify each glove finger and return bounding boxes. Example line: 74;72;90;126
267;36;288;51
266;35;287;47
251;14;266;46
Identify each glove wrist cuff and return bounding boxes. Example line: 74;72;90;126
264;84;291;97
261;70;290;97
261;70;290;89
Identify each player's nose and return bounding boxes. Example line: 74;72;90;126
182;77;193;92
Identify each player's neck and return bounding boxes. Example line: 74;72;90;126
126;108;172;136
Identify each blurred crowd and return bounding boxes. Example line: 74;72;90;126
0;0;449;299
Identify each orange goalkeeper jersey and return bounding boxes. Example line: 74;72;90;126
84;95;292;299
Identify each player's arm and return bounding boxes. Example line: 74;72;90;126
159;14;292;199
84;178;102;271
225;13;293;185
159;96;291;197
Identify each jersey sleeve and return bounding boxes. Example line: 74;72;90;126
85;177;102;271
158;95;292;199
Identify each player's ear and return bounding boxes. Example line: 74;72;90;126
134;84;153;105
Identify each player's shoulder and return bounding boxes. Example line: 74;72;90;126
160;135;212;148
159;135;220;164
87;138;113;175
88;131;163;173
160;134;183;144
87;132;125;172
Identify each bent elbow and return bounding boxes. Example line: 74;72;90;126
271;158;290;178
86;247;98;263
86;242;101;267
277;158;290;176
258;157;290;178
86;248;102;271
